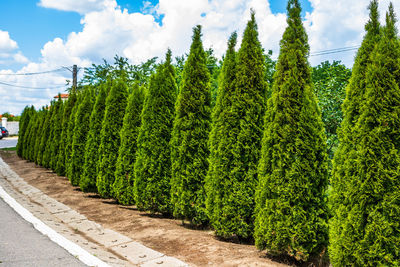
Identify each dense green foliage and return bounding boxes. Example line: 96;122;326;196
80;83;108;192
255;0;328;261
66;92;82;179
96;80;128;198
17;106;34;156
49;97;64;170
170;27;211;223
329;3;400;265
312;61;352;158
134;50;177;214
112;84;145;205
205;32;240;234
55;92;77;176
69;88;94;186
207;11;266;239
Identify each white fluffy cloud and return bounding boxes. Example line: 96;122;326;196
38;0;116;14
1;0;400;115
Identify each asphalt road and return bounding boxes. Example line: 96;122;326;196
0;197;86;267
0;138;18;149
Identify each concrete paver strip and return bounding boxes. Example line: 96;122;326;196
0;155;188;266
111;241;164;265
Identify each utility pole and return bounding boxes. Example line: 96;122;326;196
72;64;77;91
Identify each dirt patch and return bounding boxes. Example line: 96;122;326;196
0;151;287;267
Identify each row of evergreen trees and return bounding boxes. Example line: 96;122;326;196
16;0;400;264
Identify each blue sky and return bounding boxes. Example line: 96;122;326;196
0;0;312;71
0;0;397;114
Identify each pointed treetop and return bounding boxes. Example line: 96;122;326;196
227;31;238;50
385;2;397;38
365;0;380;34
165;48;172;65
287;0;301;19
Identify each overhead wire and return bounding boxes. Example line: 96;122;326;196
0;80;68;90
0;67;68;76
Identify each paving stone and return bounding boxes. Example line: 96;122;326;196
87;228;132;248
53;209;87;223
18;184;41;196
69;219;102;233
140;256;189;267
111;241;164;265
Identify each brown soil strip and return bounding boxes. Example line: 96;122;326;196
0;151;287;267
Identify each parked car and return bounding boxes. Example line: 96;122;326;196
0;130;2;139
0;127;9;138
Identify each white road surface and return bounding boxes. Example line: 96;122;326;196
0;137;18;149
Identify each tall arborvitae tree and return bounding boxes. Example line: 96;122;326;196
170;27;211;222
207;11;266;239
26;110;39;161
255;0;328;261
56;92;77;176
330;0;381;216
97;80;128;198
113;83;145;205
42;99;61;168
21;106;35;159
34;108;47;165
66;92;82;178
329;5;400;265
37;103;53;166
205;32;239;232
49;96;64;170
69;88;94;186
134;50;177;214
17;106;34;157
80;83;108;192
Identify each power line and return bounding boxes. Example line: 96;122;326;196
310;46;360;57
0;80;67;90
0;68;67;76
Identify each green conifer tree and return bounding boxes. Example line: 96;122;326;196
34;108;47;165
207;11;266;239
80;83;108;192
21;106;36;159
49;97;64;170
26;110;39;161
255;0;328;261
37;103;53;166
329;4;400;265
97;80;128;198
112;84;145;205
17;106;34;157
205;32;240;232
170;26;211;222
56;92;77;176
66;92;82;178
134;50;177;214
69;88;94;186
42;100;61;168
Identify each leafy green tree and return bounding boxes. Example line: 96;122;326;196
24;110;38;161
205;32;240;233
56;92;77;176
112;84;144;205
329;4;400;265
69;88;94;186
96;80;128;198
42;99;61;169
312;61;351;159
134;50;177;214
21;107;36;160
255;0;328;261
170;26;211;222
80;83;108;192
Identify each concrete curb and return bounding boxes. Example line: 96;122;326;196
0;156;189;267
0;185;110;267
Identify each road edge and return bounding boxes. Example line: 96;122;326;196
0;184;110;267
